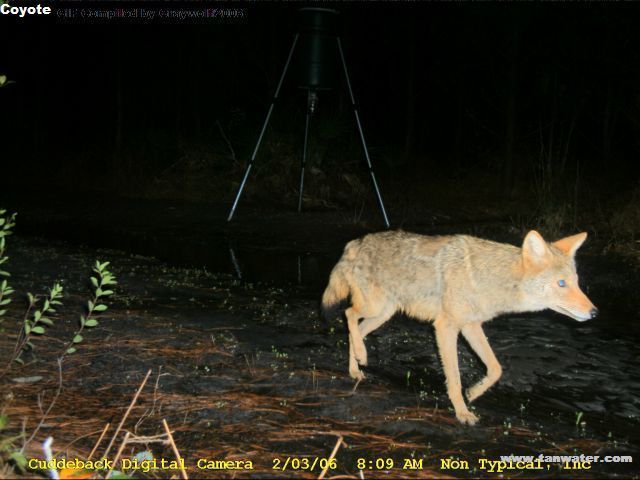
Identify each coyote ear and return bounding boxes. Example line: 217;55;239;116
522;230;550;268
553;232;587;257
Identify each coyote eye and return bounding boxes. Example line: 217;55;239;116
558;279;566;287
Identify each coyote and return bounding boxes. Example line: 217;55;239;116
321;230;597;425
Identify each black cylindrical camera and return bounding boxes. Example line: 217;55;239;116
296;8;339;90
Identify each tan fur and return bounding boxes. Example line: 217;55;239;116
321;230;597;425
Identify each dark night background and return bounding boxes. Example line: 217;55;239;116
2;2;640;234
2;4;640;478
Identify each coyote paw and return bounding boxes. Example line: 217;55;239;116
456;409;479;426
354;345;368;366
349;368;365;381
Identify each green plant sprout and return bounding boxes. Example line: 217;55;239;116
0;210;17;327
63;261;117;356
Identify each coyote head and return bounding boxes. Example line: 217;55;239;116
520;230;598;321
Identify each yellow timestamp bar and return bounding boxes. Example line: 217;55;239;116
272;456;338;472
441;457;597;473
357;458;425;470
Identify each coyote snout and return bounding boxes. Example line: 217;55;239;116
321;229;596;425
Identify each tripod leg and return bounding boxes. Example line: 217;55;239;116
227;34;300;222
336;37;391;228
298;92;313;213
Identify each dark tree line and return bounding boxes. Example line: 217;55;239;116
2;4;639;204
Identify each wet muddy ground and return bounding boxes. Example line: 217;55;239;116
1;198;639;478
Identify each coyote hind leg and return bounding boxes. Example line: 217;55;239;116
356;306;395;366
346;307;366;380
359;306;395;339
348;332;365;381
461;323;502;403
346;303;393;364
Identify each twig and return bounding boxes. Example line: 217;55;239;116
134;367;166;434
151;366;163;416
21;358;63;453
87;423;110;460
162;419;188;480
63;426;109;457
351;378;362;394
134;408;150;435
102;369;151;460
318;435;345;480
119;431;169;444
20;417;27;448
106;431;130;479
216;120;238;166
0;299;36;378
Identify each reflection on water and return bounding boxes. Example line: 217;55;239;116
113;232;336;291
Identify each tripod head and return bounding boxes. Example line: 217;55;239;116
307;90;319;115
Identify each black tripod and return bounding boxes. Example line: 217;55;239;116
227;9;390;228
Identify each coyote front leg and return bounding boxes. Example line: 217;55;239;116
435;320;478;425
461;323;502;403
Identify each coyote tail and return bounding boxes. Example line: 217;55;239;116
321;266;350;320
321;239;360;320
